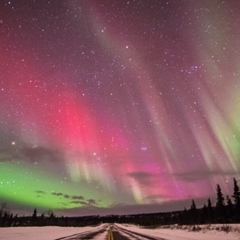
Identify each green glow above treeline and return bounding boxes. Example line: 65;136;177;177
0;161;110;210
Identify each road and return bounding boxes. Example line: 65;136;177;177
55;224;166;240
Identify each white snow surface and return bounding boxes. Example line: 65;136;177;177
116;223;240;240
0;224;107;240
0;223;240;239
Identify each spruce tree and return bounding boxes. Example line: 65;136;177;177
226;195;234;220
216;184;225;208
32;208;38;226
227;195;233;207
207;198;214;223
207;198;212;209
215;184;225;221
232;178;240;207
191;199;197;210
32;208;37;218
201;204;207;224
190;200;198;224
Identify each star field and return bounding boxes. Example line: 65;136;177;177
0;0;240;216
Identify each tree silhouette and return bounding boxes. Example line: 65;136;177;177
232;178;240;207
206;198;214;222
216;184;225;208
32;208;37;218
200;204;207;223
215;184;225;221
227;195;233;207
207;198;212;209
0;203;7;217
226;195;234;220
190;199;196;210
31;208;38;226
189;200;198;224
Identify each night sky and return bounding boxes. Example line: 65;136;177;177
1;0;240;216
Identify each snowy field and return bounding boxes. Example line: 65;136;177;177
1;223;240;240
0;224;108;240
116;223;240;240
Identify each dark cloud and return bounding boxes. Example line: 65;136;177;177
0;149;15;162
144;194;169;203
36;190;45;195
52;192;64;197
0;156;13;162
52;193;85;201
69;198;98;206
72;195;84;200
127;171;156;186
70;198;96;206
109;202;127;208
128;172;152;179
175;170;238;182
71;201;87;205
21;146;62;163
35;190;46;198
0;145;64;164
52;192;70;199
88;199;96;205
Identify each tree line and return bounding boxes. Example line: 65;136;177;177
179;177;240;225
0;177;240;227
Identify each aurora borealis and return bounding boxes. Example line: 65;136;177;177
1;0;240;216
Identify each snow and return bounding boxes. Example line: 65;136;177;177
0;224;107;240
0;223;240;240
116;223;240;240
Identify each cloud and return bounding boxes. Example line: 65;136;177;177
0;145;64;164
21;146;62;163
72;195;84;200
52;192;64;197
127;171;155;186
0;156;13;162
144;194;169;203
70;198;97;206
52;192;72;199
71;201;87;205
52;192;85;202
88;199;96;205
175;170;238;182
128;172;152;179
35;190;46;198
0;149;15;162
36;190;45;195
109;202;127;208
